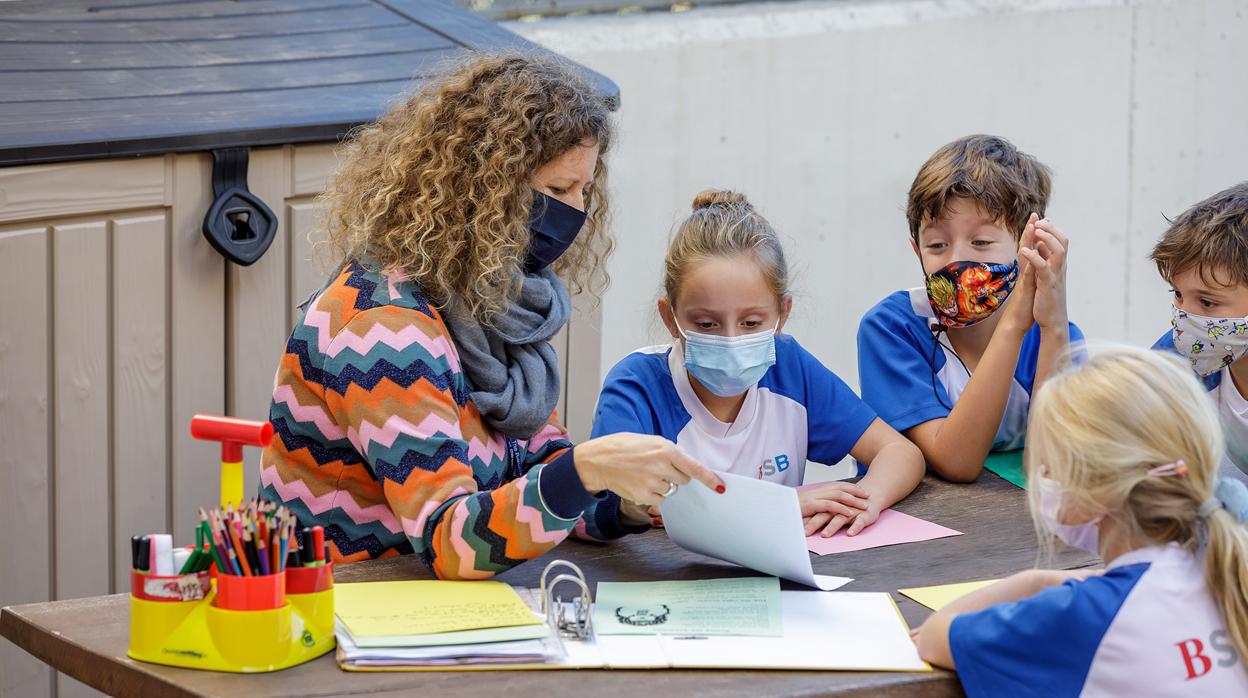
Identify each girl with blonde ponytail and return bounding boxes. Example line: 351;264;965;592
591;190;924;535
916;345;1248;696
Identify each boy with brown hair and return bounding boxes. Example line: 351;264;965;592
858;134;1081;481
1151;181;1248;483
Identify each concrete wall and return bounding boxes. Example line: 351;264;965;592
510;0;1248;419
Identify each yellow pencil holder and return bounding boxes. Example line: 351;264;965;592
127;564;335;673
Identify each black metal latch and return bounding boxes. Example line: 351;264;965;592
201;148;277;266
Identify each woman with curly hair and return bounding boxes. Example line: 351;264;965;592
259;52;723;580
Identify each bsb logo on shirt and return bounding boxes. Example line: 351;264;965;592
758;454;790;479
1176;629;1240;680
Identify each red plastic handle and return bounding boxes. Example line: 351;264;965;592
190;414;274;461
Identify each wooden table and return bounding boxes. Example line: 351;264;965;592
1;473;1098;698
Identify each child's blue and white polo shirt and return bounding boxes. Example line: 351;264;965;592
950;543;1248;697
591;335;878;485
857;287;1084;451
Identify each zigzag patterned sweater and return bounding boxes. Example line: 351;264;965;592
260;261;640;579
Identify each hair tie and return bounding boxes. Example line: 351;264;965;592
1146;460;1189;478
1198;498;1222;519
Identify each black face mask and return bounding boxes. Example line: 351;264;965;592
525;190;587;273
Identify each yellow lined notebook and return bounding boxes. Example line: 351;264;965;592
335;580;542;637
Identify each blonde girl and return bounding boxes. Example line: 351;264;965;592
917;346;1248;696
592;190;924;535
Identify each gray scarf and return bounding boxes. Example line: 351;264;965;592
442;268;571;440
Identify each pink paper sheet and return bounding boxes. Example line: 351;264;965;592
805;508;962;556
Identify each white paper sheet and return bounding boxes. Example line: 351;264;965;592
660;472;852;590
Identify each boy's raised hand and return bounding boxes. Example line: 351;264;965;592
999;213;1040;335
1021;218;1069;331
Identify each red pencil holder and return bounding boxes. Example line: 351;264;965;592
214;573;286;611
285;562;333;595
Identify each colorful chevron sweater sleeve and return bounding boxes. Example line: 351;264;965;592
260;262;607;580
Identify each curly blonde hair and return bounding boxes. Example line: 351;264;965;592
322;51;614;322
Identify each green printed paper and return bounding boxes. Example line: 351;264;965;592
984;450;1026;489
593;577;782;637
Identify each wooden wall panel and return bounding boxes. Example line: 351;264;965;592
290;143;338;197
52;220;112;601
0;225;53;698
52;220;111;698
227;147;290;504
564;293;603;442
111;213;170;592
0;159;166;226
287;199;328;329
169;153;225;545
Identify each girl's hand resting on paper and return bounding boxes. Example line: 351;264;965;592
800;482;876;537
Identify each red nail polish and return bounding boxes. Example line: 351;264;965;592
715;485;726;494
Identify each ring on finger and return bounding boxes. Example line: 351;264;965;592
661;481;678;498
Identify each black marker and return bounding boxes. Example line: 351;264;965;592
136;536;151;573
300;528;315;566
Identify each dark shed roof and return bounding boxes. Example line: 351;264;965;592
0;0;619;166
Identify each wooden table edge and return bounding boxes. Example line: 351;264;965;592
1;601;969;697
2;601;198;698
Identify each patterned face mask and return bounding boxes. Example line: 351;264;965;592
1170;305;1248;377
924;260;1019;329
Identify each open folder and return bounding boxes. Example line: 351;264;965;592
660;471;851;590
336;561;928;673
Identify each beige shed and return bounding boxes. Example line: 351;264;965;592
0;2;616;696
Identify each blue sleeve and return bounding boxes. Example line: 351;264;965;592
1153;328;1176;351
1014;321;1083;393
591;355;663;439
856;302;950;433
949;565;1147;698
792;340;878;465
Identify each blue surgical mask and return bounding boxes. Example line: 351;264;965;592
676;321;778;397
525;191;587;273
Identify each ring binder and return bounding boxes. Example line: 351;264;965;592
337;561;929;673
539;560;592;640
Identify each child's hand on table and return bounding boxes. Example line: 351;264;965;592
800;482;874;537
